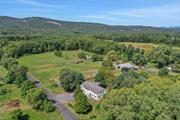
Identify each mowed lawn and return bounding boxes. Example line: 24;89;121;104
18;51;101;93
0;82;63;120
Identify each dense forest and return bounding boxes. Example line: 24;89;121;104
0;17;180;47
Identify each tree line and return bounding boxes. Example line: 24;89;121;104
94;33;180;47
1;36;180;72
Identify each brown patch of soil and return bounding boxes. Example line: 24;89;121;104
84;70;98;80
6;99;21;108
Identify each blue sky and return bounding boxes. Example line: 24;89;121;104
0;0;180;26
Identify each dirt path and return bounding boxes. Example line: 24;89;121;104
27;73;79;120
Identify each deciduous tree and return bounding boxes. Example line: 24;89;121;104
74;86;92;114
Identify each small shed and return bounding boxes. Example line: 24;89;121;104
114;63;138;71
116;63;133;69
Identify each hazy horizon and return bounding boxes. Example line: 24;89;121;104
0;0;180;27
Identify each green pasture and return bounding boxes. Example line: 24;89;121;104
18;51;101;93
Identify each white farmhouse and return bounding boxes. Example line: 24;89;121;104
80;82;107;100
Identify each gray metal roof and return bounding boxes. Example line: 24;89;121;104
81;81;106;94
116;63;134;69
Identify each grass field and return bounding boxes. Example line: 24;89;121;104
120;42;180;54
18;51;101;93
119;42;158;54
0;82;63;120
0;66;8;77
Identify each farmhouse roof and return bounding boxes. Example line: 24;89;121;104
81;81;106;94
116;63;134;69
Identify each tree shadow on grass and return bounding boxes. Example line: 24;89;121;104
21;114;29;120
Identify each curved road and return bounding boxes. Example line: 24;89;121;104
27;73;79;120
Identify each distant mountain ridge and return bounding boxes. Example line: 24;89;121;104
0;16;180;35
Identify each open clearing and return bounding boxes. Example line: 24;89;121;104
119;42;158;54
18;51;101;93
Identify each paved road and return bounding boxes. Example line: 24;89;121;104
27;73;79;120
47;91;78;120
56;102;78;120
55;93;74;103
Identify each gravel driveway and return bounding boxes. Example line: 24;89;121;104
55;93;74;103
27;73;79;120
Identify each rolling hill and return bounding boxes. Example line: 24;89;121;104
0;16;180;35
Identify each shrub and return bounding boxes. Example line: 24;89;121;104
43;100;56;112
172;63;180;73
77;51;86;59
91;54;103;62
21;81;35;97
54;50;62;57
0;88;11;95
159;67;169;77
106;50;117;61
102;60;113;69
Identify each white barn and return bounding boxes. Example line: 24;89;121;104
115;63;138;70
80;82;107;100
